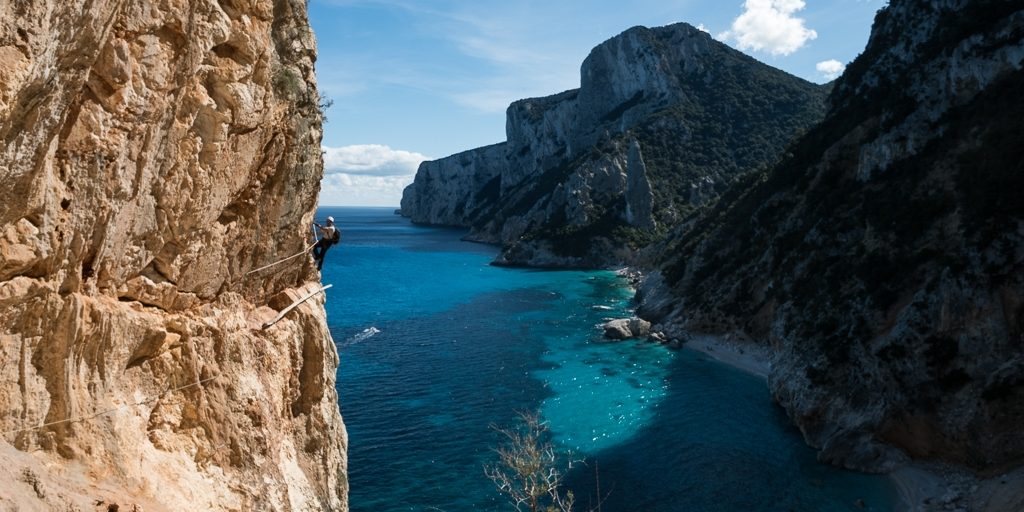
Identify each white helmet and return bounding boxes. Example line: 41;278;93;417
326;216;335;223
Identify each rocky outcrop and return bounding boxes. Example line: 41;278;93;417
624;141;655;231
402;23;828;267
602;317;652;340
0;0;346;510
645;0;1024;474
400;142;506;227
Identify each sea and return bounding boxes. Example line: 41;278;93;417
318;206;900;511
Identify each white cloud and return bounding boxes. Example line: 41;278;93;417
320;144;430;206
719;0;818;56
815;59;846;80
323;144;429;177
320;173;414;207
696;23;710;33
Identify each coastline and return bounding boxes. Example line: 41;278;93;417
683;333;771;379
617;267;1024;512
672;334;1024;512
890;464;955;512
677;333;946;512
674;331;1024;512
615;267;772;379
890;462;1024;512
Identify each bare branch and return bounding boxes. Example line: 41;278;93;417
485;411;577;512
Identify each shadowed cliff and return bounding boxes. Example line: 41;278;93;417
641;0;1024;476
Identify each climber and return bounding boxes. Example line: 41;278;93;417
312;216;341;271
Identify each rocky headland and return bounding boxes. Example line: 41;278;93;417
401;22;828;268
0;0;346;510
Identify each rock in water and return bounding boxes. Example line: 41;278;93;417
604;319;634;339
0;0;347;510
603;318;652;339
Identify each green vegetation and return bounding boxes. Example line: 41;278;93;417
655;2;1024;390
318;95;334;123
272;65;303;98
467;175;502;229
506;33;829;264
639;54;828;192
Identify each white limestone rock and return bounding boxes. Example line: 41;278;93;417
603;317;652;340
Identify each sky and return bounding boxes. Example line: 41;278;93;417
309;0;887;206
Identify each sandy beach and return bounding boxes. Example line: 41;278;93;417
683;333;771;379
890;462;1024;512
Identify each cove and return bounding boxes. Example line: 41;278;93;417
321;207;899;511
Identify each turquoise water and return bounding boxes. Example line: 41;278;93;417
321;207;899;511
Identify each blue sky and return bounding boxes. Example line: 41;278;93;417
311;0;886;206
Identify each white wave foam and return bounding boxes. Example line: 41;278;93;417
345;326;381;346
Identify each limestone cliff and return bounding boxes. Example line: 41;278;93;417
400;142;506;228
401;23;827;267
0;0;347;510
642;0;1024;474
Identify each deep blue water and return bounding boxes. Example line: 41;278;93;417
319;206;899;511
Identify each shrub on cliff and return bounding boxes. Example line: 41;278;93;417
485;411;577;512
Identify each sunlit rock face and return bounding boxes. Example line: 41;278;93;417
0;0;347;509
643;0;1024;473
401;22;828;268
400;142;507;228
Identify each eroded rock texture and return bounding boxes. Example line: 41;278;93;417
0;0;347;509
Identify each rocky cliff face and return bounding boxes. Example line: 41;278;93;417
0;0;347;510
400;142;506;227
643;0;1024;473
401;23;827;267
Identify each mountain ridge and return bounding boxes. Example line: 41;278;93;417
401;22;829;268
